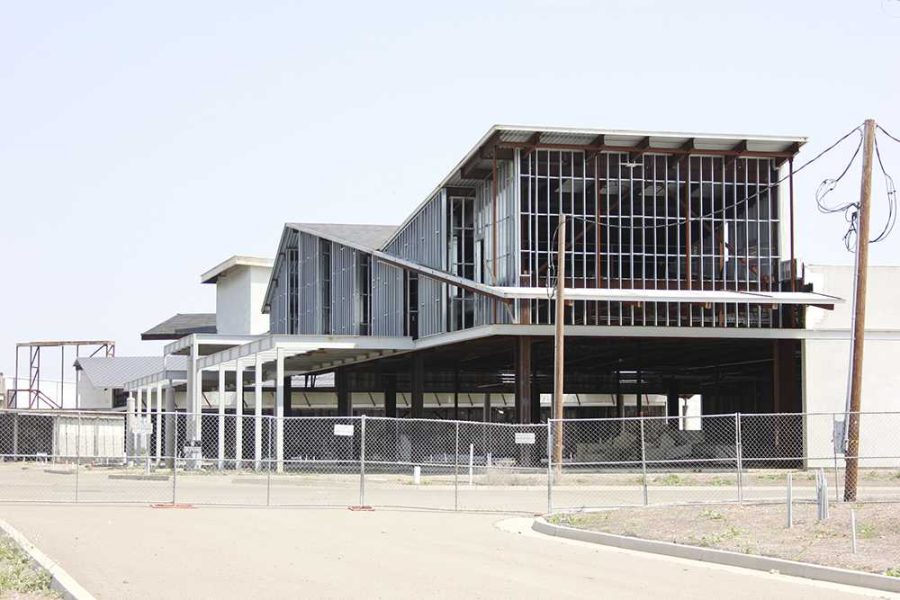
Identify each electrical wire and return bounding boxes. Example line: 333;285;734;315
561;124;865;232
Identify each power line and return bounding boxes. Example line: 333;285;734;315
561;123;864;232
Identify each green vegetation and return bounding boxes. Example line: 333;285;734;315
699;509;725;521
885;566;900;578
0;536;58;597
858;522;877;540
653;474;685;486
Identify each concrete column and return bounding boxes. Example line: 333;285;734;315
410;355;424;418
666;380;679;426
384;374;397;418
335;368;351;416
136;388;144;457
275;349;284;473
254;354;262;471
126;393;136;464
234;360;243;469
164;386;176;468
483;393;492;423
217;365;226;470
155;381;163;463
186;341;198;443
283;372;292;417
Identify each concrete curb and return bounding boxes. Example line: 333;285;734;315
532;517;900;594
108;474;170;481
0;518;97;600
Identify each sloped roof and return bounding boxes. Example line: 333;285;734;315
287;223;397;252
74;356;188;388
142;313;216;341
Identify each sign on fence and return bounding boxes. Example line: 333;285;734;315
514;432;536;445
333;424;354;437
133;417;153;435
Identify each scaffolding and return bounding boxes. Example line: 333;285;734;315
9;340;115;409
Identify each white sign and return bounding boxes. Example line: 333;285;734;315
133;418;153;435
333;424;355;437
514;432;536;445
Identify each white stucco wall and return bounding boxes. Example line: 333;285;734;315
76;374;113;410
215;265;271;335
803;265;900;466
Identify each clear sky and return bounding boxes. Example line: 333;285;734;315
1;0;899;381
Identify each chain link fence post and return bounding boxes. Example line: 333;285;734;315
171;413;178;506
832;412;841;503
359;415;366;507
75;412;81;503
454;421;459;511
640;417;649;506
736;412;743;504
546;420;553;514
267;415;272;507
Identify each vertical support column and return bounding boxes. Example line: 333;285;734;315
217;365;226;471
234;360;243;470
254;354;262;471
515;336;533;424
136;388;144;458
336;368;351;417
283;371;292;418
126;393;135;465
155;381;163;463
483;393;492;423
275;348;284;473
186;340;198;445
383;374;397;418
410;355;424;419
164;386;175;468
666;380;679;426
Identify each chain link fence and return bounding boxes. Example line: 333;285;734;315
0;409;898;512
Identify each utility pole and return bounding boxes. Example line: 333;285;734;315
844;118;876;502
552;214;566;475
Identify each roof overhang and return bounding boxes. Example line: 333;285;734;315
193;334;415;374
164;333;263;357
201;256;274;284
495;287;843;309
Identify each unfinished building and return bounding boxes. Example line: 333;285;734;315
139;125;842;459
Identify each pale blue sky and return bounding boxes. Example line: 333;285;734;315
1;0;898;378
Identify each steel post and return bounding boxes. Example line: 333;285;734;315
359;415;366;507
640;418;649;506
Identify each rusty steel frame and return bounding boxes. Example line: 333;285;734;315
9;340;115;409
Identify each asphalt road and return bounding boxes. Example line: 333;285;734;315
0;504;896;599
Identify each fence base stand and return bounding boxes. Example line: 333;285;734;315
348;505;374;512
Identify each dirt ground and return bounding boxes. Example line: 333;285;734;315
551;502;900;576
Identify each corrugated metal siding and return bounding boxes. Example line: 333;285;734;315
472;159;517;326
371;261;403;336
382;191;447;337
298;232;321;334
268;229;298;334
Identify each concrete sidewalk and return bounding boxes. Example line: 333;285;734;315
0;505;894;599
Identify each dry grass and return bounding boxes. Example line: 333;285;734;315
0;536;59;599
550;502;900;576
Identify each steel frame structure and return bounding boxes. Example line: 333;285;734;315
10;340;115;409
